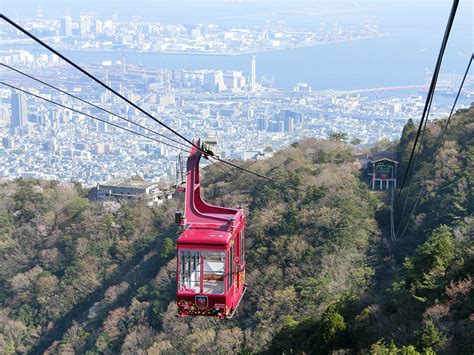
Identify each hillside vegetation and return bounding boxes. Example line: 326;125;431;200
266;105;474;354
0;105;472;354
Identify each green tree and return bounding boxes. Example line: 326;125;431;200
329;132;349;142
161;238;174;259
303;185;327;205
0;210;11;235
395;225;455;302
66;197;89;218
320;304;347;345
15;304;37;328
367;340;421;355
417;320;445;352
414;225;454;273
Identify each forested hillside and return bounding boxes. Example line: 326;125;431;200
0;105;472;354
267;105;474;354
0;180;179;353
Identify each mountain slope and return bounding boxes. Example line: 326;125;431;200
267;105;474;354
0;105;472;354
0;138;379;353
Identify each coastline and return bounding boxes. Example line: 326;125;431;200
3;34;388;58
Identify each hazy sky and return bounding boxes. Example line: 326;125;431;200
0;0;458;7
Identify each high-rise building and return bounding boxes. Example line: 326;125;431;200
203;71;225;93
11;91;28;128
0;101;11;125
223;71;246;92
251;55;256;93
60;16;72;37
95;143;105;154
2;137;14;149
284;116;294;133
96;120;108;133
42;139;58;154
94;18;103;35
257;116;268;131
80;16;91;39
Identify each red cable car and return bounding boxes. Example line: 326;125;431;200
176;139;247;319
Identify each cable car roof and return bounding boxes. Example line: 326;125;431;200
177;224;236;246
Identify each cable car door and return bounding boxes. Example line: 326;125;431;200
237;229;245;289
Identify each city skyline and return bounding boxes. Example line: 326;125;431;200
0;1;472;186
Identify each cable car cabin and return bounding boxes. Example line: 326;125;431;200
176;139;247;319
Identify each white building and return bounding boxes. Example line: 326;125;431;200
91;178;170;207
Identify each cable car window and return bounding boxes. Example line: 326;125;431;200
178;250;200;293
202;251;225;294
240;229;245;267
228;245;233;290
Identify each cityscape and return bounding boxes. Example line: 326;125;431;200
0;10;472;187
1;12;384;55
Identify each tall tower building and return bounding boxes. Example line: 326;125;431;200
0;99;11;125
80;16;91;39
11;91;28;128
60;16;72;37
251;55;256;93
94;18;103;35
96;120;108;133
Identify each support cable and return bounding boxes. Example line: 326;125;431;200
396;0;459;198
393;0;459;237
216;157;306;192
1;82;189;153
207;156;232;175
0;14;200;151
389;166;397;241
393;53;473;241
0;63;191;149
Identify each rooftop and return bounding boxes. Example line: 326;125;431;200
371;150;398;163
100;178;157;189
177;220;245;246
